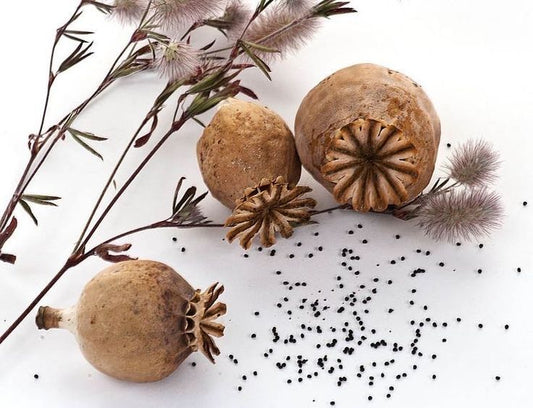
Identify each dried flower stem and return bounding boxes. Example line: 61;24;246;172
0;3;154;260
0;0;354;344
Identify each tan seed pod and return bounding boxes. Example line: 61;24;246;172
197;98;301;209
294;63;441;212
36;260;226;383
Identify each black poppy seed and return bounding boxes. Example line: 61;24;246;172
478;323;483;329
253;371;258;376
505;324;510;330
172;237;177;242
257;247;263;252
237;386;242;391
33;374;39;379
495;376;501;381
431;354;437;360
395;234;401;239
348;230;354;235
368;396;373;401
251;333;257;339
517;267;522;272
425;250;431;255
270;250;276;256
523;201;528;206
439;262;445;267
243;253;249;258
318;246;323;251
479;243;484;248
330;402;335;406
181;247;186;252
386;394;391;398
387;280;393;284
390;260;396;265
457;317;462;322
191;362;197;367
362;239;368;244
477;268;483;274
308;253;314;258
416;249;422;253
314;232;319;236
432;374;437;380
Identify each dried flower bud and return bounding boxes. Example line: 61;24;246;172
446;139;501;187
417;188;503;242
152;0;226;29
156;40;201;82
112;0;148;23
244;3;319;59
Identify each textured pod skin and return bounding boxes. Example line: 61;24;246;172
294;63;441;212
76;260;195;382
197;99;301;209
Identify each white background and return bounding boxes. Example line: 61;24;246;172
1;0;532;407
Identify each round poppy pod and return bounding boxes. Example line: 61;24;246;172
36;260;226;383
294;63;441;212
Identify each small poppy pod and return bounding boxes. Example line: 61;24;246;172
294;63;441;212
197;98;302;209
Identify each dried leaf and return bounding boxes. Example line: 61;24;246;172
21;194;61;207
0;253;16;264
57;42;94;74
0;217;17;246
19;200;38;226
68;128;107;141
95;243;136;263
134;115;158;148
239;41;272;80
69;130;104;160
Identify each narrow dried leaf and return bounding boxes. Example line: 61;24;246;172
21;194;61;207
19;200;38;226
70;133;104;160
68;128;107;141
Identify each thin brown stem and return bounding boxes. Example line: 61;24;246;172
0;20;143;257
310;204;350;217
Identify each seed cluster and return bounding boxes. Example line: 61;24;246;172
177;207;522;405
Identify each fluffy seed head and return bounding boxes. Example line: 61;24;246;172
223;0;253;39
244;3;319;60
446;139;501;187
283;0;315;15
417;188;503;242
156;40;201;82
151;0;226;30
112;0;148;23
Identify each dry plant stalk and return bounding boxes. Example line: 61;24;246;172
0;0;355;344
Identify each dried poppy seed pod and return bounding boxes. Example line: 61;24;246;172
294;63;441;212
197;98;301;209
36;260;226;383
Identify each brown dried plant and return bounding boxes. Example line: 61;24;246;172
0;0;355;344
